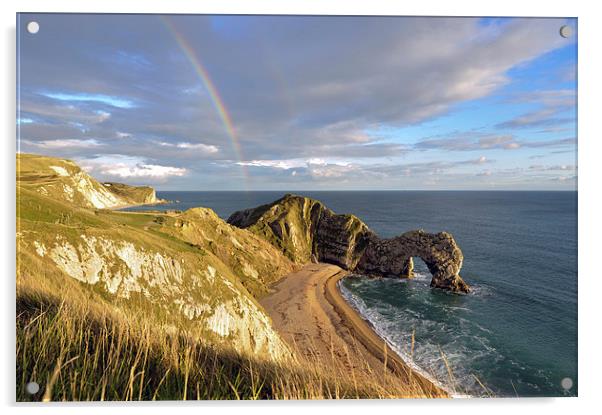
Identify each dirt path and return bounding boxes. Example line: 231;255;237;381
260;263;446;397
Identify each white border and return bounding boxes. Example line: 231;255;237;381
2;1;600;414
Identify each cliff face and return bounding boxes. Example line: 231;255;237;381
17;154;159;209
227;195;323;264
102;182;159;205
228;194;470;293
227;194;372;269
17;155;294;361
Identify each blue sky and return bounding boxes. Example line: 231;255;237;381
17;14;577;190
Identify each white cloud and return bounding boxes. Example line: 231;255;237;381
417;133;575;152
529;164;576;172
552;175;576;182
496;89;576;130
103;164;186;179
237;159;304;169
309;163;357;178
19;101;113;125
23;138;102;148
237;157;350;170
95;110;111;122
79;155;187;181
175;142;219;153
155;140;219;154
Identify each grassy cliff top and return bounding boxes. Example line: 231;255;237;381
102;182;158;204
17;153;81;182
17;153;158;209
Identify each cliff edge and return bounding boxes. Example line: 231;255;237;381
17;153;161;209
102;182;161;206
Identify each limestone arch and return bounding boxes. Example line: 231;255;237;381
354;230;470;293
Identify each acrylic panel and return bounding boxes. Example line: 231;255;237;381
16;13;577;401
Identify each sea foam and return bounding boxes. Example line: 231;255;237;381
337;279;461;397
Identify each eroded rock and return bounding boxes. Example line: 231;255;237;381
356;230;469;293
228;194;470;293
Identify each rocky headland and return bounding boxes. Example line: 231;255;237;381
17;154;164;209
101;181;165;206
228;194;470;293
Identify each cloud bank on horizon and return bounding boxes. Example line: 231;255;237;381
17;14;577;190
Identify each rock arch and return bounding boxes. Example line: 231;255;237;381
354;230;470;293
228;195;470;293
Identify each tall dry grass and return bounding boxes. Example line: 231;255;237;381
16;241;455;401
17;283;450;401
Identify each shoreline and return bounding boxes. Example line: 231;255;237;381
109;199;171;211
332;273;466;398
260;263;448;398
325;270;458;397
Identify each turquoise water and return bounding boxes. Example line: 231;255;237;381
126;191;577;397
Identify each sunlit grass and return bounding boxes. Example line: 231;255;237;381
17;288;446;401
16;267;448;402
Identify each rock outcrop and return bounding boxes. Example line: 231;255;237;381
228;194;470;293
17;153;161;209
102;182;161;206
356;230;469;293
227;194;372;268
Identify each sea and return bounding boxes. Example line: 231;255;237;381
124;191;578;397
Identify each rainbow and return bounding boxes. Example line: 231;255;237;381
160;16;248;185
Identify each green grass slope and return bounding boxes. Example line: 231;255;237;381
17;186;290;362
155;208;297;297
